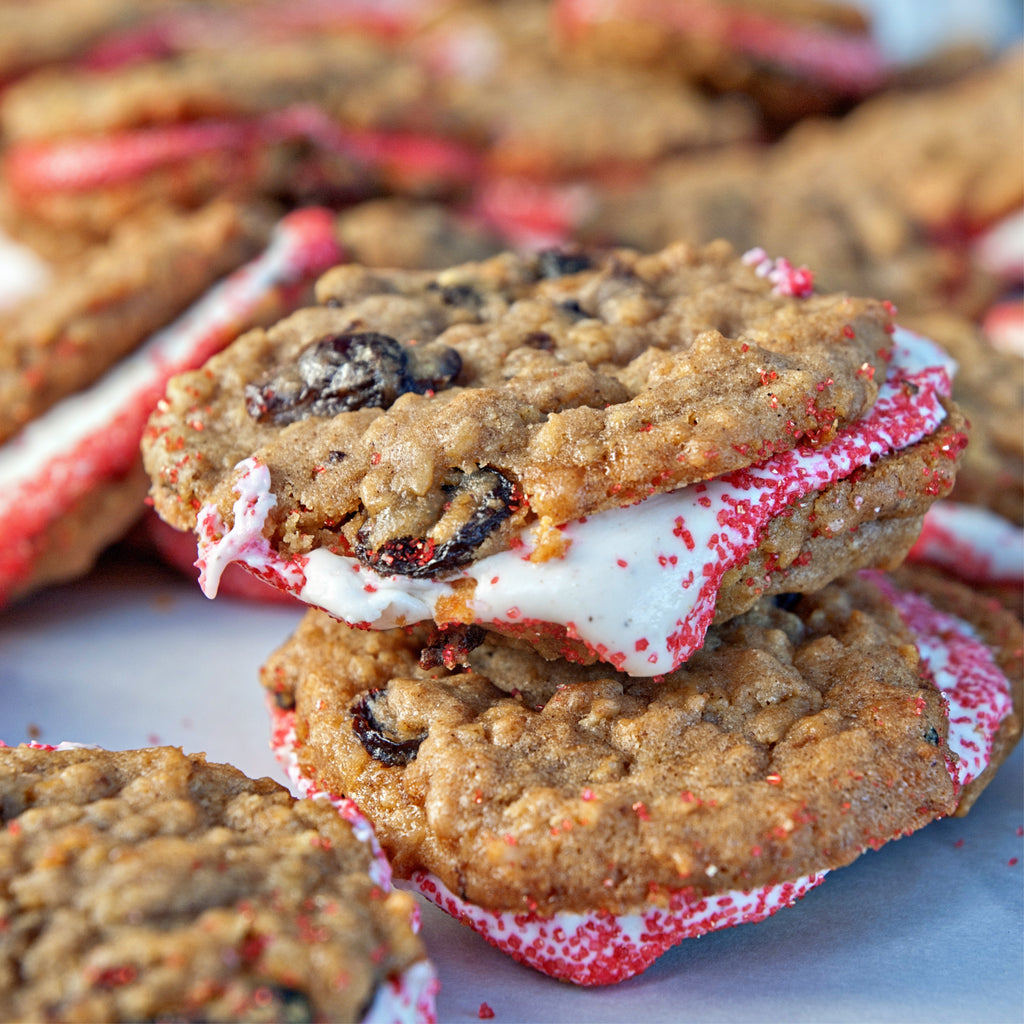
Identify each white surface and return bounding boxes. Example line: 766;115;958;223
0;552;1021;1024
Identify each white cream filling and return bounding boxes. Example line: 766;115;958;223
0;232;51;312
360;959;438;1024
200;328;955;675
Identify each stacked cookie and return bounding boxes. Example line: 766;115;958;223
142;239;1022;983
0;0;1020;1011
2;1;1020;608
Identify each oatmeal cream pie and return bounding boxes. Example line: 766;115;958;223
263;568;1021;985
0;205;344;607
143;240;966;675
0;744;437;1023
0;14;756;243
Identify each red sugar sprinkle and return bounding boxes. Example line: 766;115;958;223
617;558;628;567
91;964;138;989
954;838;965;849
479;1003;496;1020
370;452;381;465
632;801;651;822
1010;858;1019;867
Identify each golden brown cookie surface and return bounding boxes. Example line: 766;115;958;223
262;570;1023;917
0;745;431;1023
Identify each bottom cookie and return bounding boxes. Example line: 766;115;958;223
264;570;1021;985
0;744;437;1023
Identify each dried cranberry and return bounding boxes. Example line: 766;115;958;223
355;467;521;579
245;332;461;425
419;623;487;670
537;248;593;278
351;689;425;767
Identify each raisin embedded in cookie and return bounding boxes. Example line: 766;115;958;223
144;240;966;674
0;744;437;1023
263;570;1021;985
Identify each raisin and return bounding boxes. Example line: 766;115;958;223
351;689;425;767
245;332;461;425
428;280;482;308
537;248;593;278
419;623;487;670
923;725;940;746
355;467;522;579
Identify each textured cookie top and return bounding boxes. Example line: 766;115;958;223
262;572;993;917
144;239;893;556
0;745;429;1023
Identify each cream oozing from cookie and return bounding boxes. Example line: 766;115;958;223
360;959;439;1024
198;328;955;675
0;209;343;598
269;569;1014;986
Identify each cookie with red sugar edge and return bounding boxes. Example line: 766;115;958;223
0;204;343;607
0;6;756;243
900;310;1023;528
553;0;887;126
144;239;965;676
0;743;438;1023
262;569;1020;984
542;52;1023;320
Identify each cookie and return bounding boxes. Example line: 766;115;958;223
0;0;148;84
0;743;437;1022
0;205;343;606
503;51;1022;318
0;11;757;241
143;240;965;674
0;200;273;445
899;311;1023;526
553;0;887;125
262;569;1021;984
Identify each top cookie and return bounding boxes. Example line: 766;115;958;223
141;240;968;674
145;239;892;534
